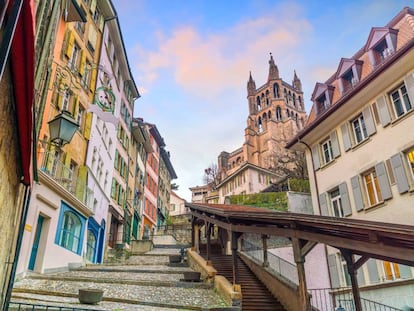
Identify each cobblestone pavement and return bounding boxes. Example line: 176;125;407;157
11;247;229;310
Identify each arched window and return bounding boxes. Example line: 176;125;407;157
273;83;279;98
59;211;82;253
256;96;261;111
287;109;290;118
258;117;263;133
288;91;292;104
263;112;267;120
292;94;296;107
284;89;287;102
86;229;97;262
265;90;270;106
268;111;272;119
276;106;282;121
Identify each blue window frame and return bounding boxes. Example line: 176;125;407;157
55;202;86;255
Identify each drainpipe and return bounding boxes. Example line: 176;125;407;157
297;139;320;214
298;138;334;292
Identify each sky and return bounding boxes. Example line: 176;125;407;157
114;0;412;201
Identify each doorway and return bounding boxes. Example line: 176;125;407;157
28;215;45;270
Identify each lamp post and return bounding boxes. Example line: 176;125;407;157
48;110;79;147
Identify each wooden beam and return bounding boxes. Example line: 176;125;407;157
341;249;362;311
300;240;317;257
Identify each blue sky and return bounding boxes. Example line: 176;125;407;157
114;0;412;201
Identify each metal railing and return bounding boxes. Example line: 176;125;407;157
241;239;299;285
38;151;94;209
8;301;105;310
308;288;403;311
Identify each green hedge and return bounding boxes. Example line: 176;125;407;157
229;192;288;211
289;178;310;193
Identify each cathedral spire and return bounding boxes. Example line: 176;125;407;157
247;71;256;96
268;52;279;81
292;70;302;92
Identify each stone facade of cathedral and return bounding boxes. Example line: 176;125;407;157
218;54;308;183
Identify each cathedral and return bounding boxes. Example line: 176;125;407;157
192;54;308;203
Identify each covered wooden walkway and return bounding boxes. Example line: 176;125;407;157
186;202;414;311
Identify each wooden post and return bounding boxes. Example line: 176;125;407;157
231;231;240;285
191;216;195;249
194;224;200;253
342;250;362;311
261;234;269;267
206;222;212;261
292;238;311;311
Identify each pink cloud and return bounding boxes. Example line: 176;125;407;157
133;5;312;100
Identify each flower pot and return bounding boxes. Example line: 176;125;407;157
78;288;103;304
169;255;181;263
183;271;201;282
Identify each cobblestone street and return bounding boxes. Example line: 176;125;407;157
11;246;229;310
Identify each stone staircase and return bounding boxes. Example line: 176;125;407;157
11;242;230;310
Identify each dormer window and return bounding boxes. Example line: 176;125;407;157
365;27;398;67
312;83;335;116
317;94;329;113
336;58;363;95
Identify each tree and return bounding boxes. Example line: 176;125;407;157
203;162;220;188
266;149;308;179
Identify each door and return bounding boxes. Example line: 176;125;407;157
28;215;44;270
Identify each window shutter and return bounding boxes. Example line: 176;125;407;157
399;264;413;279
111;179;116;198
339;182;352;216
84;112;93;139
56;92;63;110
341;123;352;151
90;0;97;15
375;95;391;127
327;254;340;288
405;73;414;104
390;153;410;193
90;67;97;92
330;131;340;158
351;175;364;211
79;51;86;76
64;31;75;58
98;15;104;32
73;96;79;120
311;145;320;170
88;26;97;51
375;162;392;200
75;166;88;200
367;259;380;284
319;193;328;216
362;106;376;136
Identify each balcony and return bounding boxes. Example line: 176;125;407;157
38;151;94;209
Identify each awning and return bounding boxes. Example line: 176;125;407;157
10;0;35;186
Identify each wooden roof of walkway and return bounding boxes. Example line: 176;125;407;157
186;202;414;310
186;202;414;266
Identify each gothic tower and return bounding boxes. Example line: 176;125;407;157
243;54;307;173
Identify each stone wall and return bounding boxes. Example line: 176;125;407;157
0;63;24;307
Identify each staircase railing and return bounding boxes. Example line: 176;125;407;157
8;301;105;310
241;239;299;285
308;287;403;311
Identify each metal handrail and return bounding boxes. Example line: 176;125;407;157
38;151;94;209
241;239;299;284
8;301;106;310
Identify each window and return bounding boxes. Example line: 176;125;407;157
390;84;412;117
69;43;81;71
56;204;85;255
363;169;383;206
329;188;344;217
351;113;368;143
316;94;329;113
62;90;71;111
321;138;333;164
86;229;96;262
77;106;84;131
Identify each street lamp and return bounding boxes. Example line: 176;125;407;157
48;110;79;147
